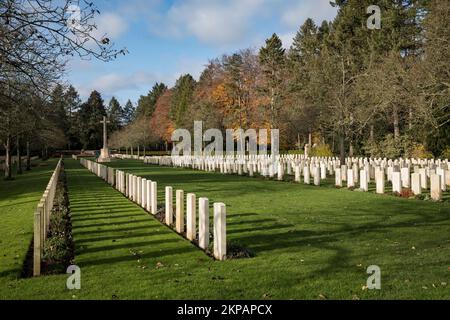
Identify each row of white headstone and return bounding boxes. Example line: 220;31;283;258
33;157;63;276
113;154;449;201
79;158;227;260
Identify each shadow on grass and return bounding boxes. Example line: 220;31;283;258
65;159;450;276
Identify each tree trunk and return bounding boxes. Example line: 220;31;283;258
4;135;12;180
26;140;31;171
17;136;22;174
370;125;374;141
393;105;400;139
143;145;146;157
137;145;140;157
408;106;412;131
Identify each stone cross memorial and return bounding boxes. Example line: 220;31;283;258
98;116;111;163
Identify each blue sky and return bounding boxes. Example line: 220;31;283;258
67;0;338;106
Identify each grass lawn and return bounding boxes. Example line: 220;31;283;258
0;159;59;295
1;158;449;299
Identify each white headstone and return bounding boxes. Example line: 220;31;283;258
314;166;320;186
151;181;157;214
430;174;442;201
176;190;184;233
335;168;342;187
141;179;147;208
295;165;301;183
303;166;310;184
392;172;402;193
411;173;421;195
165;186;173;226
419;168;427;189
401;167;410;188
198;197;209;250
375;168;385;194
213;203;226;261
360;169;368;191
186;193;196;241
347;169;354;188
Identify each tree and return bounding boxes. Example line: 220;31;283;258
78;91;106;149
135;83;167;118
64;85;81;149
108;97;123;132
150;90;175;150
170;74;196;127
258;34;286;128
48;84;70;144
0;0;126;179
0;0;127;95
122;100;136;126
418;0;450;156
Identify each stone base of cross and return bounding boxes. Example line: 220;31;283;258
98;148;111;163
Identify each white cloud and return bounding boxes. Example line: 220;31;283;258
279;32;296;49
146;0;337;48
281;0;338;28
94;12;129;40
150;0;266;46
76;71;159;100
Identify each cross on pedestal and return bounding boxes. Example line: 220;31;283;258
100;116;110;150
98;116;111;162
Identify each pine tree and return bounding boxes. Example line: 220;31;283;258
49;84;69;142
122;100;136;126
108;97;123;132
136;83;168;118
78;91;106;149
259;33;286;127
64;85;81;149
170;74;196;127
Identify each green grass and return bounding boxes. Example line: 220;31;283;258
0;160;58;290
0;158;449;299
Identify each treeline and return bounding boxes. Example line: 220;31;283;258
44;86;136;151
112;0;449;161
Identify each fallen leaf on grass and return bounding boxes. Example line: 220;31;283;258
318;293;327;300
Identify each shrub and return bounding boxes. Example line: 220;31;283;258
407;143;434;159
441;146;450;159
363;134;434;159
311;143;334;157
287;150;304;155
